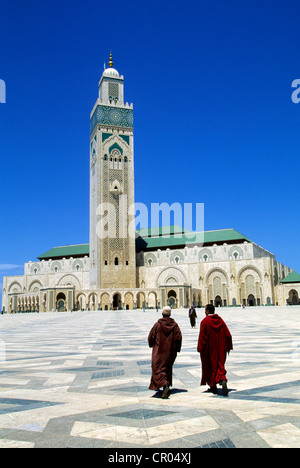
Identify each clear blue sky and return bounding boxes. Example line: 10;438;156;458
1;0;300;304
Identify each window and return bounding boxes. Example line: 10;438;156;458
114;257;119;266
104;260;108;265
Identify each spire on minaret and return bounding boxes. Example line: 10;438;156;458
108;52;114;68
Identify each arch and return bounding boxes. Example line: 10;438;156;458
124;292;134;310
166;277;177;285
137;292;145;308
156;267;187;287
168;290;177;308
206;267;229;284
51;261;61;273
145;253;157;267
228;245;244;260
287;289;300;305
247;294;256;306
109;142;123;155
72;260;83;272
30;263;41;274
28;280;43;292
206;268;229;306
170;251;184;265
238;265;262;282
238;265;262;306
8;281;22;293
58;274;81;288
198;248;213;262
148;291;157;309
113;293;122;310
103;134;129;156
215;295;222;307
88;292;98;311
100;292;110;310
56;292;66;311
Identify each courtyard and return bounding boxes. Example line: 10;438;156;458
0;306;300;448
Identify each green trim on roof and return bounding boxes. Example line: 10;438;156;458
37;228;251;260
281;271;300;283
38;244;89;260
136;225;191;238
136;228;251;251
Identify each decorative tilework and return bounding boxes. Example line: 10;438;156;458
90;105;133;134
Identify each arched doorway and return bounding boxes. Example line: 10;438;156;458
288;290;300;305
168;290;177;308
57;293;66;311
124;292;134;310
215;295;222;307
113;293;122;310
137;292;145;309
247;294;256;306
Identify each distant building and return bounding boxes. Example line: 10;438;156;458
2;56;299;312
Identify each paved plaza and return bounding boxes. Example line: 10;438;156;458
0;306;300;448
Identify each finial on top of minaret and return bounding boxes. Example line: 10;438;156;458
108;52;114;68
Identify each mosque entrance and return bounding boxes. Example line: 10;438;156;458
56;293;66;311
288;290;300;305
247;294;256;306
113;293;122;310
215;295;222;307
168;290;177;308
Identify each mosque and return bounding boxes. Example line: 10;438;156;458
2;55;300;313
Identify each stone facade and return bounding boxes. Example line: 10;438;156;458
2;56;300;313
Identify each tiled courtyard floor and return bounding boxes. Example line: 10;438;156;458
0;306;300;448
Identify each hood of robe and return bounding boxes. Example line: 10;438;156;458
158;317;178;337
205;314;225;330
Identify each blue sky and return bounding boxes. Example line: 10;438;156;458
1;0;300;305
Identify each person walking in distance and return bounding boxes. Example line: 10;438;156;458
188;305;197;328
197;304;233;396
148;306;182;399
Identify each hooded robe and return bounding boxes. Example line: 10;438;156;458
189;306;197;328
197;314;233;387
148;316;182;390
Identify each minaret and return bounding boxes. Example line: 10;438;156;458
89;54;136;291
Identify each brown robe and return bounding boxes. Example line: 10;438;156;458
148;316;182;390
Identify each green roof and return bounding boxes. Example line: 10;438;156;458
136;225;190;238
136;228;251;251
37;228;251;260
281;271;300;283
38;244;89;260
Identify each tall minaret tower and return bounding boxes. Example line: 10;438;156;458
89;54;136;291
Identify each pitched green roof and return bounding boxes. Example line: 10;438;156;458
281;271;300;283
38;244;89;260
136;228;251;251
136;225;190;238
37;228;251;260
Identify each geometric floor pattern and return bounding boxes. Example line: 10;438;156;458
0;306;300;448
